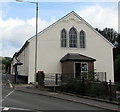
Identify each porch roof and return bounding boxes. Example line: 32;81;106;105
60;53;96;62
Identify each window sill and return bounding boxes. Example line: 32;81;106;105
61;47;86;50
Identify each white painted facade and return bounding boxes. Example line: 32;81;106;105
11;44;29;76
11;11;114;83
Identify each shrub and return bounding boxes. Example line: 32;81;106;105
61;79;109;99
116;83;120;91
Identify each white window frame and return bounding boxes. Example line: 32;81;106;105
81;62;88;73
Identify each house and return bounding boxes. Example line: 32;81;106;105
11;11;115;83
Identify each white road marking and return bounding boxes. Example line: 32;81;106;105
49;92;58;95
1;89;15;102
3;107;10;110
8;80;14;88
7;107;30;110
1;107;40;111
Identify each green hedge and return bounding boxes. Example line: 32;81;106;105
116;83;120;91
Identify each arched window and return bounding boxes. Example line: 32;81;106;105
69;27;77;48
80;30;85;48
61;29;67;47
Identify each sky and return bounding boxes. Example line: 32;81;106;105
0;0;119;57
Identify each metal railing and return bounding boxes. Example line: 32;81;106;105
61;72;107;82
42;72;116;101
43;72;106;86
44;73;61;86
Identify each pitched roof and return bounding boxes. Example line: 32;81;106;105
60;53;96;62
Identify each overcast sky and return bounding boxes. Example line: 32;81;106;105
0;0;119;57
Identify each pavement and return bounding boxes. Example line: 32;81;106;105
13;84;120;112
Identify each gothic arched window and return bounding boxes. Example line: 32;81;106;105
61;29;67;47
80;30;86;48
69;27;77;48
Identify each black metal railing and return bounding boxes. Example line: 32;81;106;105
61;72;107;82
42;72;116;101
43;72;107;86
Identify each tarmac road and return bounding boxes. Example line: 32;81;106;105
2;85;114;112
1;73;118;112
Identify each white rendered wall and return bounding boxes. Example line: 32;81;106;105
28;39;36;83
28;13;114;83
16;45;29;76
11;57;18;75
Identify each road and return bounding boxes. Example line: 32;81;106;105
2;74;116;112
2;85;115;112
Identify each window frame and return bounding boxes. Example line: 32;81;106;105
81;62;88;72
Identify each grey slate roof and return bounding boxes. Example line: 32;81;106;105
60;53;96;62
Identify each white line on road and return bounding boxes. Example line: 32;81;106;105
1;107;44;111
8;80;14;88
3;107;31;111
1;89;15;102
3;107;10;110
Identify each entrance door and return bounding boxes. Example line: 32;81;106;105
75;63;81;78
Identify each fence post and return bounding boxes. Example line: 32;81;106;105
118;96;120;111
60;75;62;85
55;74;58;85
109;80;112;101
60;75;63;92
105;72;107;82
37;71;44;88
82;77;85;95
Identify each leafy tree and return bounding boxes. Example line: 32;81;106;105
1;57;11;73
96;28;120;82
95;28;118;44
114;34;120;82
114;34;120;56
114;55;120;82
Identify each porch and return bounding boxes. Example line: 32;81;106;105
60;53;96;79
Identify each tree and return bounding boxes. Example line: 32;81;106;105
95;28;118;44
96;28;120;82
1;57;11;73
114;55;120;82
114;34;120;57
114;34;120;82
